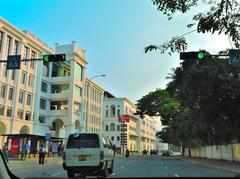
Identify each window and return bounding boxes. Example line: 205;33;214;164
38;116;45;124
2;64;7;78
11;70;15;81
66;134;100;148
117;109;120;115
75;62;83;81
110;123;115;131
41;81;47;93
13;40;19;55
106;109;109;117
25;112;31;121
0;106;4;116
8;88;14;101
27;94;31;106
17;110;23;119
21;72;26;84
6;107;12;117
23;46;28;65
30;51;36;69
0;85;6;98
117;125;120;131
74;102;81;114
74;85;82;96
106;125;109;131
5;36;11;56
117;136;120;141
110;105;116;117
40;98;46;110
42;61;49;77
28;75;33;87
0;31;3;52
18;91;24;103
111;136;114;141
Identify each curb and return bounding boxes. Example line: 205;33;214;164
181;158;240;174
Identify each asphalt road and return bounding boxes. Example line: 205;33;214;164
9;155;236;178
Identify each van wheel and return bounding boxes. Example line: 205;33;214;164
108;160;114;174
67;171;74;178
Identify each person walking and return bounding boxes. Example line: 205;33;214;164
125;148;130;158
39;144;46;165
2;142;9;163
24;141;30;159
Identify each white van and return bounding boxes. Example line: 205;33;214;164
63;132;114;178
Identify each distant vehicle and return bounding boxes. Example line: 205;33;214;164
150;149;158;155
161;150;173;156
142;149;148;155
63;132;114;179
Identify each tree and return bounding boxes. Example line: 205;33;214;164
145;0;240;54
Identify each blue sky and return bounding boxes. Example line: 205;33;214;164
0;0;232;105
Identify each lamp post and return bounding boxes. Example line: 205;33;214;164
86;74;106;132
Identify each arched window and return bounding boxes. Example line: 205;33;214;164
110;105;116;117
106;125;109;131
106;109;109;117
110;123;115;131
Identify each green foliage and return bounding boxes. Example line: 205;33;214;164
146;0;240;53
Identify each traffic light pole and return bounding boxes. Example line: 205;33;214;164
0;58;43;63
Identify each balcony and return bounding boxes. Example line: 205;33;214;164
50;91;70;100
51;76;70;83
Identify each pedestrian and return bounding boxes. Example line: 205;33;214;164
39;144;46;165
125;148;130;158
58;142;62;157
24;141;30;159
2;142;9;163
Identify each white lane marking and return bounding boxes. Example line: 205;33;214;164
51;172;60;176
111;172;116;176
160;162;163;165
174;174;180;177
165;167;168;170
121;165;124;168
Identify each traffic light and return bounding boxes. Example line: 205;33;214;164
43;54;66;62
180;51;206;60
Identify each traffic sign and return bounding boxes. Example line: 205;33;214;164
45;133;51;141
229;49;240;65
7;55;21;69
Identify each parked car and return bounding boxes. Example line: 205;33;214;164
150;150;158;155
63;132;114;178
142;149;148;155
161;150;173;156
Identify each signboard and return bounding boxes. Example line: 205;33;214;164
45;133;51;141
7;55;21;69
10;139;20;154
229;49;240;65
118;114;130;123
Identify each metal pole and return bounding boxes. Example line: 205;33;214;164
122;120;125;155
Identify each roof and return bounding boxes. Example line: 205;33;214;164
0;134;65;140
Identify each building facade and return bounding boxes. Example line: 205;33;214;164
83;78;104;133
102;92;156;154
0;17;88;148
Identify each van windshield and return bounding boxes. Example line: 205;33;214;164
67;134;100;148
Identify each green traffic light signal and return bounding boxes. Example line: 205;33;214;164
197;52;205;60
43;55;49;62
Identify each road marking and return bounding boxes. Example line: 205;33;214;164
165;167;168;170
51;172;60;176
174;174;180;177
160;162;163;165
111;172;116;176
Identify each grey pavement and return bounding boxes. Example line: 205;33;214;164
7;155;240;178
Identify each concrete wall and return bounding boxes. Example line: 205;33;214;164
184;143;240;162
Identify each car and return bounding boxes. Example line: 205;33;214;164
0;149;21;179
150;150;158;155
161;150;173;156
63;132;114;178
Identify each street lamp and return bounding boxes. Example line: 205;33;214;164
90;74;106;81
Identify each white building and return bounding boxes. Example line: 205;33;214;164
83;78;104;133
102;92;156;154
0;17;88;149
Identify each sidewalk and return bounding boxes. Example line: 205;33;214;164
180;156;240;175
7;156;63;170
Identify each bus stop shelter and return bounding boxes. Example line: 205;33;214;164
0;134;65;159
